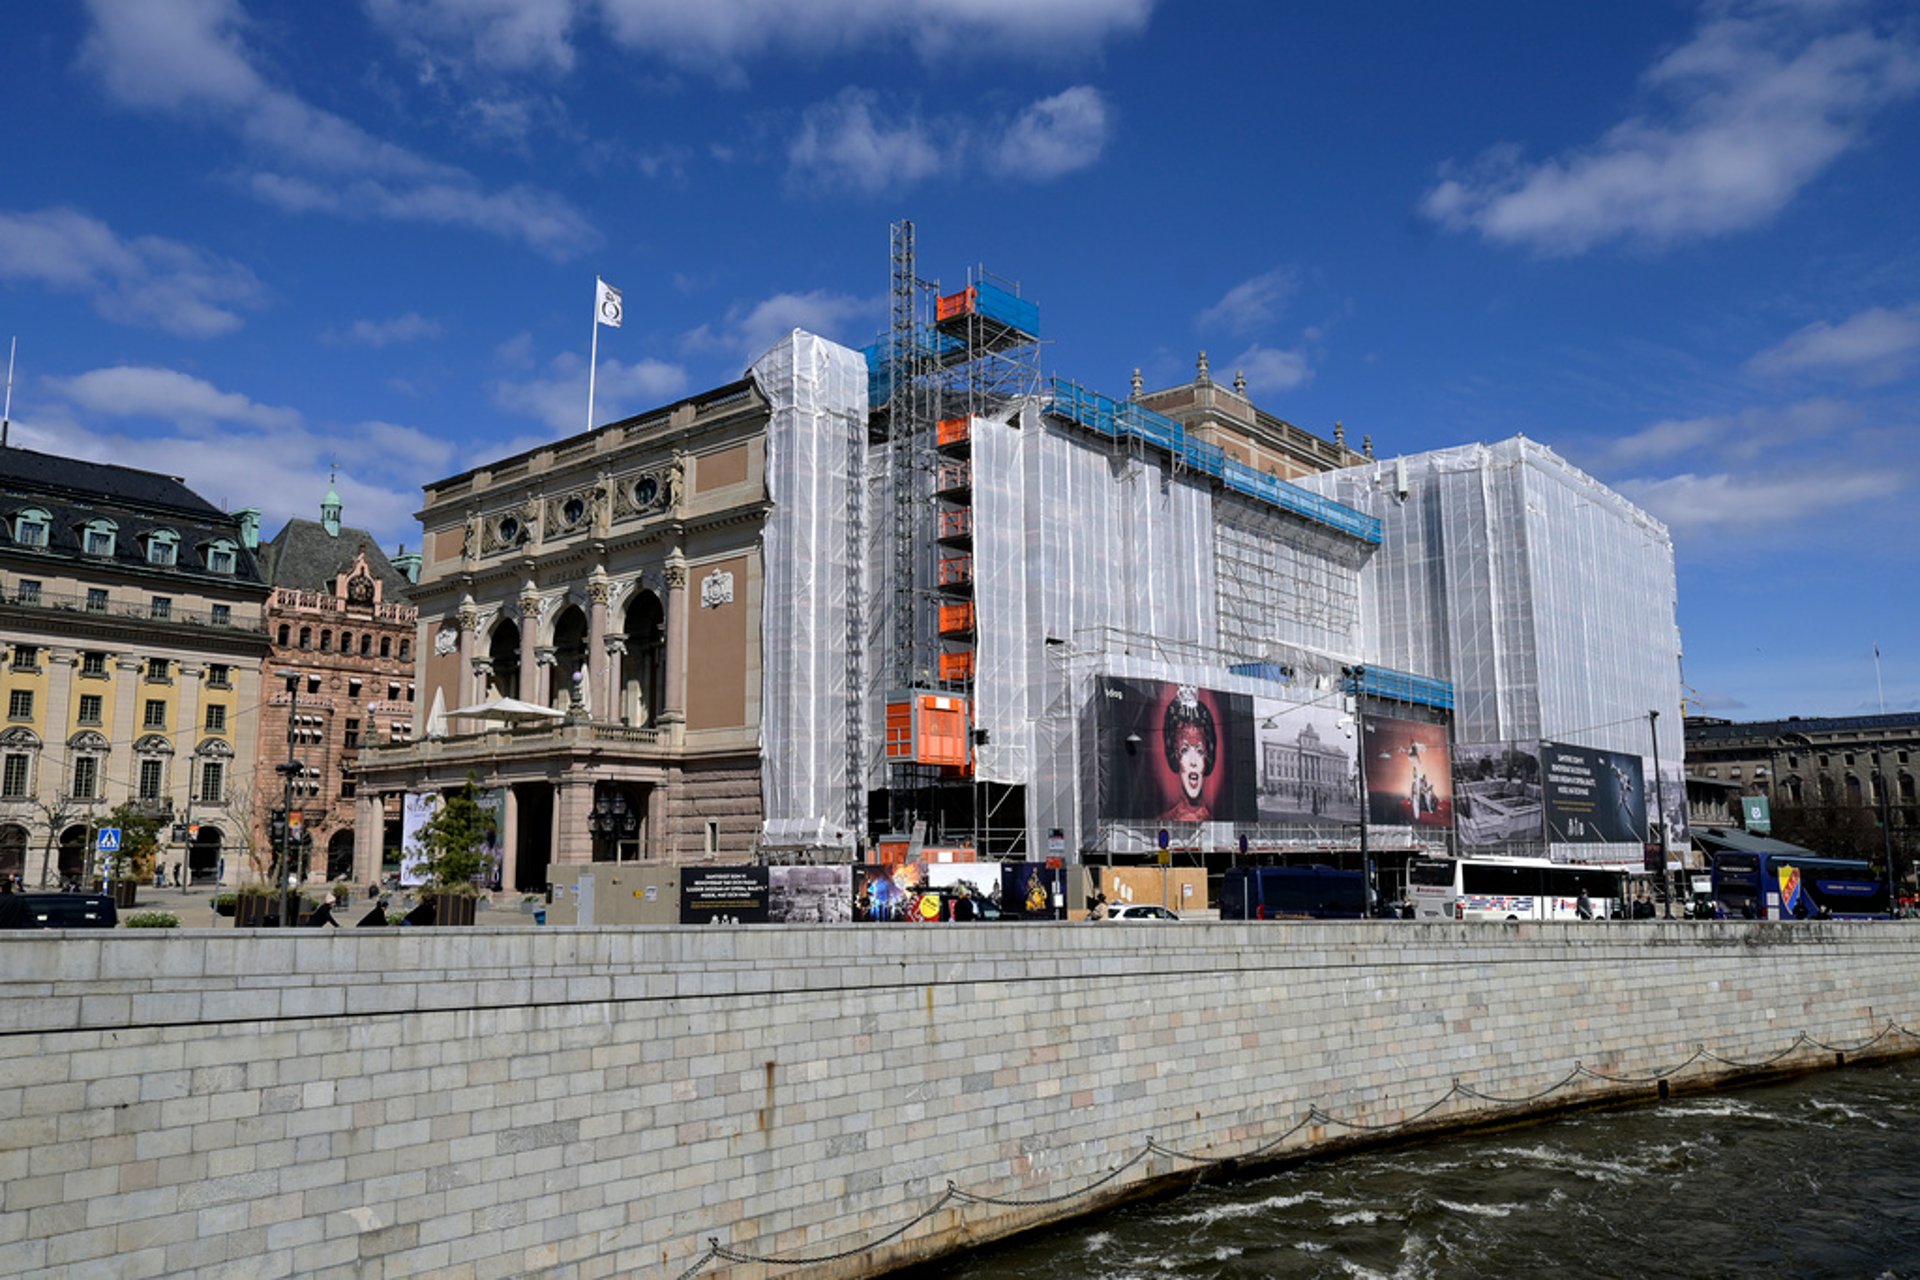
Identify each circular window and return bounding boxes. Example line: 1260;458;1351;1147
497;515;521;542
634;475;659;507
562;496;586;525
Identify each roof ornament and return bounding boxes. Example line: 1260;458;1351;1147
1233;369;1247;394
1196;350;1211;384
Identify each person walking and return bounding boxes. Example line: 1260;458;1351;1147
1576;888;1593;920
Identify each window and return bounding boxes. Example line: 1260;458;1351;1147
379;637;392;658
143;700;167;729
1;754;28;798
150;597;172;620
137;758;164;801
10;645;38;672
704;819;719;856
12;508;49;547
204;704;227;733
72;756;100;801
15;579;40;604
398;639;410;661
388;683;401;702
211;604;231;627
198;760;224;804
146;531;178;565
86;588;109;613
80;652;107;677
77;694;104;726
348;678;363;698
206;541;237;574
339;631;352;654
7;691;31;720
1730;767;1742;780
82;519;116;557
206;664;231;689
299;627;311;649
344;719;360;748
307;676;321;696
277;624;291;646
340;780;357;799
1845;752;1857;767
406;684;415;703
320;630;332;653
360;635;372;657
147;658;171;682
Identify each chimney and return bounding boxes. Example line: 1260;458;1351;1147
235;508;262;550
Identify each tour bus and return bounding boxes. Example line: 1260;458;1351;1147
1406;856;1626;921
1708;851;1888;919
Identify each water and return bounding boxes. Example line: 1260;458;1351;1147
921;1058;1920;1279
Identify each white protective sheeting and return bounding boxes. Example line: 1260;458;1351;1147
1301;438;1684;862
752;330;867;851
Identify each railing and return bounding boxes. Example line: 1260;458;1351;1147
269;588;416;623
0;586;265;633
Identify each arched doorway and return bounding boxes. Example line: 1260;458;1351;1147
487;620;521;699
326;829;354;882
620;591;665;727
0;824;26;882
188;828;222;885
58;824;90;884
551;605;589;711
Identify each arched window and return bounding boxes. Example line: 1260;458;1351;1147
204;538;238;574
398;639;410;661
132;734;173;802
339;631;352;655
80;518;117;558
277;623;290;645
12;507;50;548
67;731;110;802
144;529;179;566
320;629;332;653
1;727;43;800
360;634;372;656
1845;775;1864;804
380;636;392;658
299;627;312;649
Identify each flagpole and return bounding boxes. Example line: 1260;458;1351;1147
587;277;601;435
1875;645;1886;715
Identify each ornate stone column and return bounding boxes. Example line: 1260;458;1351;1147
353;789;383;889
498;785;519;894
456;598;478;707
470;657;495;703
517;585;542;705
534;647;558;709
661;552;688;732
587;572;610;720
603;635;627;726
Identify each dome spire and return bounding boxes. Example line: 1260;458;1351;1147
321;462;343;537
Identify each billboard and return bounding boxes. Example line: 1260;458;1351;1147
1362;715;1454;829
1253;697;1359;824
399;792;439;887
1098;677;1256;824
1000;863;1065;919
1541;743;1646;844
1451;741;1544;847
678;866;770;924
768;865;853;924
854;863;927;922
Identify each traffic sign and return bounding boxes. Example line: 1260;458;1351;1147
96;827;122;854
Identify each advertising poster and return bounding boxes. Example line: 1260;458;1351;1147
1000;863;1065;919
1362;716;1454;829
1541;743;1647;844
678;866;770;925
399;791;440;886
1099;677;1256;824
854;863;927;922
1451;741;1544;847
476;786;506;890
768;865;854;924
1252;696;1359;824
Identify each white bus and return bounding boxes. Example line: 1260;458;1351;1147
1406;857;1627;922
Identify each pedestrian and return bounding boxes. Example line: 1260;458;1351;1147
173;862;184;889
1576;888;1593;920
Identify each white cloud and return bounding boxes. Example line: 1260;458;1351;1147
597;0;1152;78
1746;303;1920;382
684;290;880;366
1603;397;1854;467
330;312;444;348
1421;3;1920;254
78;0;598;259
991;86;1110;180
44;366;302;432
0;207;265;338
493;353;690;433
1229;345;1314;394
1197;269;1298;335
1616;466;1902;532
787;86;1113;193
364;0;578;73
788;90;944;195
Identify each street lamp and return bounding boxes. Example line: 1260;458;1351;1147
1342;665;1375;917
274;669;301;927
1650;709;1671;919
591;786;638;860
1873;740;1899;917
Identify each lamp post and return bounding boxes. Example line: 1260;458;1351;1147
1343;665;1375;917
274;669;300;927
1650;709;1671;919
1873;740;1898;917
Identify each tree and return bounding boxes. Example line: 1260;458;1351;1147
408;778;497;893
103;802;164;883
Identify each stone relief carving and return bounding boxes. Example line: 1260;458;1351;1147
700;569;734;609
434;627;459;657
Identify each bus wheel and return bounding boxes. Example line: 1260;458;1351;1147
1506;915;1519;921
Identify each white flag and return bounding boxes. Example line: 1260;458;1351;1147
596;278;623;328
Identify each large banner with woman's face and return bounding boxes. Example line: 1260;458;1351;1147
1098;677;1257;823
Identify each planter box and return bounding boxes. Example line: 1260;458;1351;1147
421;893;477;927
110;881;137;910
233;895;280;928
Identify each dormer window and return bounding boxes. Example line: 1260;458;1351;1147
81;518;117;558
12;508;50;548
145;530;179;566
205;539;238;574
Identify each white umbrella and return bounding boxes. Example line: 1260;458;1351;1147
444;697;567;724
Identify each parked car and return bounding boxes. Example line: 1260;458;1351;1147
1103;903;1181;922
0;893;118;929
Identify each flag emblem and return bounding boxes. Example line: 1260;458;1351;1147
596;278;623;328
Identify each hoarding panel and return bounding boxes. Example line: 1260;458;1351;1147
1451;741;1544;847
1252;696;1359;824
1098;677;1256;824
1541;743;1647;844
679;866;770;925
768;865;853;924
1362;715;1454;829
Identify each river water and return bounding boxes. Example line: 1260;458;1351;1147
922;1058;1920;1279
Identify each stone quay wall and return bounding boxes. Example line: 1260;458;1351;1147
3;921;1917;1279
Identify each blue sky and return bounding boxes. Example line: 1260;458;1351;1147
4;0;1918;721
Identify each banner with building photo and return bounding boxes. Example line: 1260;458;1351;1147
1252;696;1360;824
768;865;853;924
679;866;770;924
1541;743;1646;844
1361;715;1454;829
1451;741;1545;847
1097;677;1257;824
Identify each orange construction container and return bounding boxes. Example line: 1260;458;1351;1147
936;288;976;322
938;602;975;635
936;417;971;448
939;649;975;682
937;507;973;539
937;554;973;588
883;692;970;767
